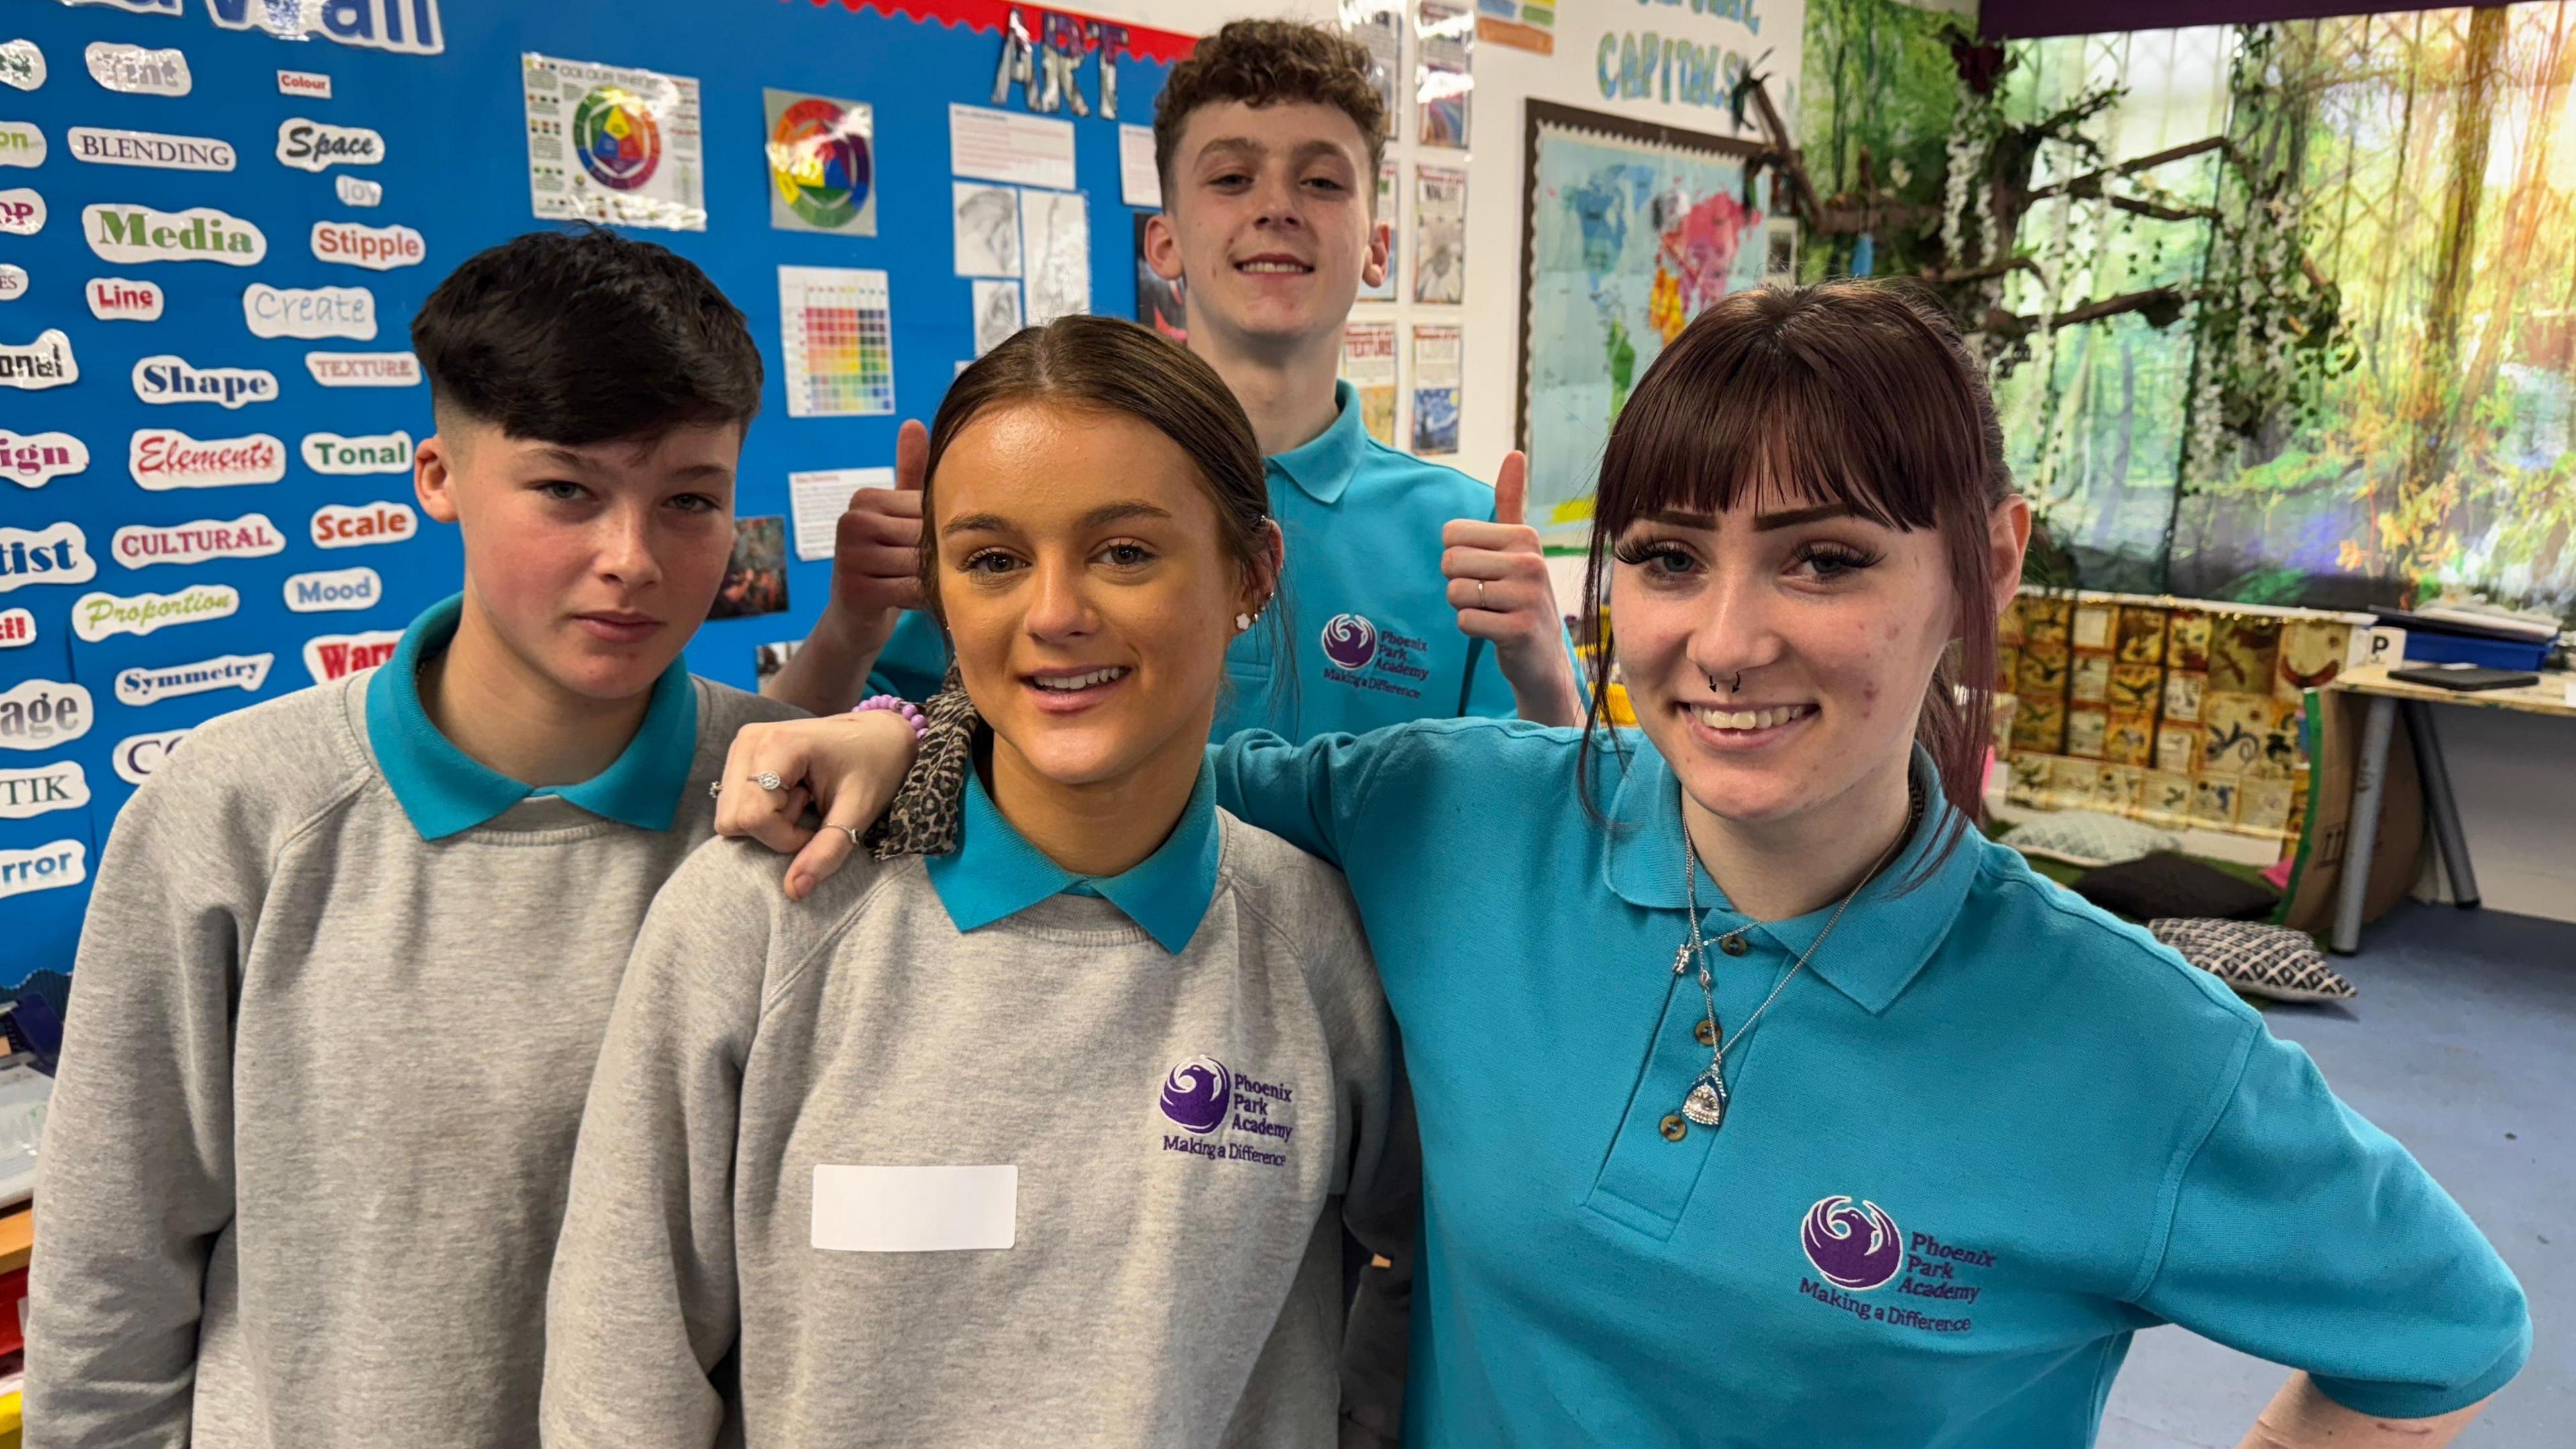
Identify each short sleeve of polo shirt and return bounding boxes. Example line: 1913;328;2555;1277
2132;1025;2529;1419
865;610;951;704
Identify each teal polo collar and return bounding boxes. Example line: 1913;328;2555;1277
365;594;701;842
1601;740;1976;1015
926;759;1224;954
1266;380;1367;505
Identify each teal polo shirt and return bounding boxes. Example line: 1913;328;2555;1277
1210;721;2530;1446
368;594;701;841
924;759;1222;954
869;382;1517;740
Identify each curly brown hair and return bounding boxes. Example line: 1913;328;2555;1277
1152;19;1388;202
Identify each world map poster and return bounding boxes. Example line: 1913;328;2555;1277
1518;103;1769;528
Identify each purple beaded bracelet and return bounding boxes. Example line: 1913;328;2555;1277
851;694;928;741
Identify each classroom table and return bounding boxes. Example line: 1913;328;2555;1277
2328;662;2576;954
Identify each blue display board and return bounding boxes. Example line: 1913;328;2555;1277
0;0;1175;985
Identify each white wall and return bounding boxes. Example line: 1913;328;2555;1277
2406;703;2576;926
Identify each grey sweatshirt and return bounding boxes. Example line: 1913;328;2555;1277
540;822;1399;1448
27;669;803;1449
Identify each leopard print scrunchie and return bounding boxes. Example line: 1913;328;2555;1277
862;665;977;860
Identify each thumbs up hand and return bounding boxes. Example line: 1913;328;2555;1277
828;417;930;625
1441;451;1582;726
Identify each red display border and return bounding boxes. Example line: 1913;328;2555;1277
788;0;1199;65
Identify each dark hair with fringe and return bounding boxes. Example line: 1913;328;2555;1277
412;224;762;446
1577;279;2015;878
1152;19;1388;199
916;315;1289;688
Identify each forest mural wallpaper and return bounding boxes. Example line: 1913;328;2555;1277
1794;0;2576;626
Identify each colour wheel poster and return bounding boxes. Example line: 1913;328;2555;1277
779;266;897;419
523;52;706;231
764;88;877;236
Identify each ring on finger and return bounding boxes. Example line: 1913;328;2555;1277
1476;579;1488;610
836;824;864;845
750;771;787;792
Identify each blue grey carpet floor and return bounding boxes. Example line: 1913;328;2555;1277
2097;902;2571;1448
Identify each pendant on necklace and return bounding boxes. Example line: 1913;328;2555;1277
1682;1071;1729;1128
1672;941;1696;976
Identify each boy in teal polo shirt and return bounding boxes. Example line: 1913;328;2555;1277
28;229;808;1449
765;19;1582;735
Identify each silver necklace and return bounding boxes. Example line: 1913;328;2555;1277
1674;780;1921;1129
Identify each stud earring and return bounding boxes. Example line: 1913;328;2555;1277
1235;612;1254;633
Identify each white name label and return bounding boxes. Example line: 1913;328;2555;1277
301;429;411;474
88;276;164;321
72;584;241;642
0;431;91;488
133;355;278;409
115;651;274;706
85;202;267;264
305;350;417;386
244;282;376;340
284;565;380;612
276;117;382;171
85;42;191;95
811;1165;1018;1252
0;761;87;819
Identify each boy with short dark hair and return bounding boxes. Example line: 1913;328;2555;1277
27;227;806;1448
766;17;1581;734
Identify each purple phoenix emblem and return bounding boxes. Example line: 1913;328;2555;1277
1801;1195;1904;1291
1320;612;1379;670
1159;1056;1232;1134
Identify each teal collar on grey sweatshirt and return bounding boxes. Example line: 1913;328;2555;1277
366;593;701;841
926;760;1222;953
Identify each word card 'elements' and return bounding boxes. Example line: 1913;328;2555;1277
276;117;382;172
305;351;418;387
72;584;241;643
89;276;164;321
0;330;76;389
0;431;91;488
245;282;375;339
130;429;287;490
85;42;190;95
311;219;422;269
85;203;266;264
133;356;278;409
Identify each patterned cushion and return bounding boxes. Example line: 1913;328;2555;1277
2006;810;2181;867
2148;918;2357;1003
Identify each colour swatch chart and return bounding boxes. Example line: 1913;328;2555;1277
779;266;897;419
